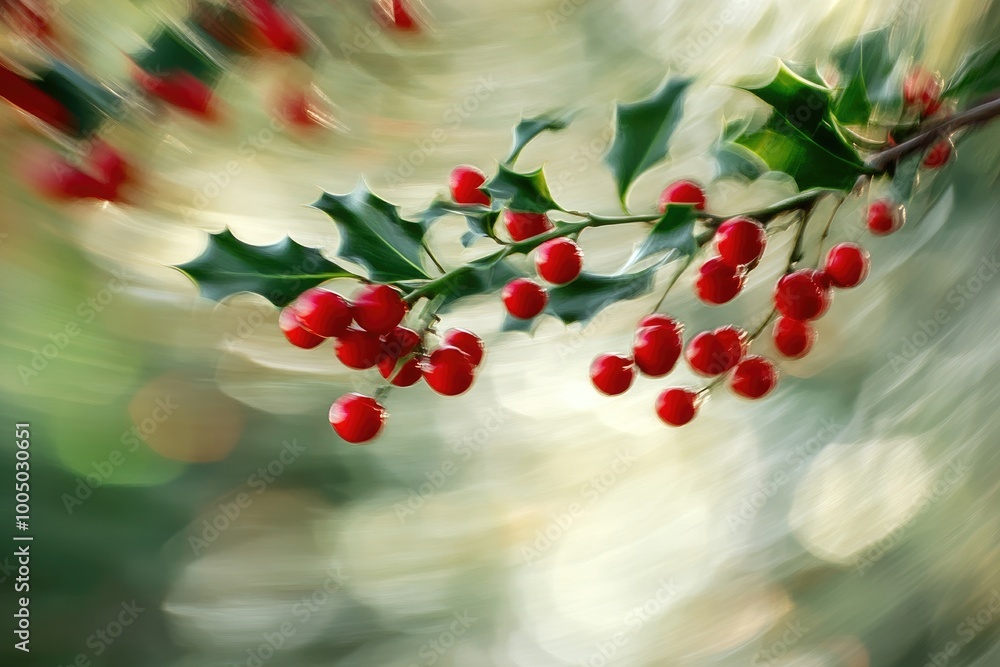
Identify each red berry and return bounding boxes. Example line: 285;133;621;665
291;288;351;337
772;317;815;359
277;89;322;129
502;278;547;319
424;346;475;396
30;160;117;201
87;141;129;187
279;307;324;349
730;356;778;399
589;354;635;396
135;69;216;120
655;388;699;426
535;238;583;285
449;165;490;206
638;313;678;329
713;326;747;365
774;269;831;321
658;180;706;213
334;327;382;369
380;326;421;360
374;0;419;31
686;331;740;376
378;356;423;387
244;0;304;54
867;199;904;236
923;139;952;168
442;328;484;367
632;323;683;378
715;217;766;268
695;257;744;305
824;243;870;289
352;284;407;335
329;393;386;444
903;67;943;117
504;210;553;242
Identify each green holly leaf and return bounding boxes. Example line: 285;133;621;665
889;154;922;202
436;257;525;311
33;62;125;136
133;26;225;86
605;77;692;203
485;165;559;213
312;183;432;283
176;229;355;306
547;268;659;325
418;198;500;244
505;113;573;165
946;39;1000;101
832;27;896;124
619;206;698;272
713;119;767;180
740;62;833;134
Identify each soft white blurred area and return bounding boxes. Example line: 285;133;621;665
4;0;1000;665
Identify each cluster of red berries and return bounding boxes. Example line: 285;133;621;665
902;67;955;168
279;283;485;443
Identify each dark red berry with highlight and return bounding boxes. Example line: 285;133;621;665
867;199;904;236
380;326;420;360
632;322;683;378
279;307;324;349
442;329;484;367
449;165;490;206
502;278;547;319
903;67;943;117
824;243;870;289
330;393;386;444
715;217;766;268
658;180;706;213
772;317;815;359
686;331;740;376
655;388;699;426
730;356;778;399
352;284;407;335
638;313;678;329
590;354;635;396
335;327;382;369
504;210;553;242
923;139;953;168
378;356;422;387
714;326;747;366
774;269;831;321
695;257;744;305
535;237;583;285
424;346;475;396
291;288;351;337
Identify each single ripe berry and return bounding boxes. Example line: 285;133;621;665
655;388;699;427
715;217;766;268
352;284;407;335
424;346;475;396
378;356;423;387
713;326;747;366
334;327;382;369
730;356;778;399
329;393;386;444
279;307;324;349
824;243;870;289
134;69;216;120
772;317;815;359
379;326;421;360
658;180;706;213
867;199;904;236
442;328;485;367
903;67;943;117
291;288;352;337
449;165;490;206
245;0;304;54
695;257;744;305
632;322;683;378
638;313;678;329
686;331;740;376
923;139;953;168
502;278;547;319
589;354;635;396
535;238;583;285
504;210;553;242
374;0;418;31
774;270;831;321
